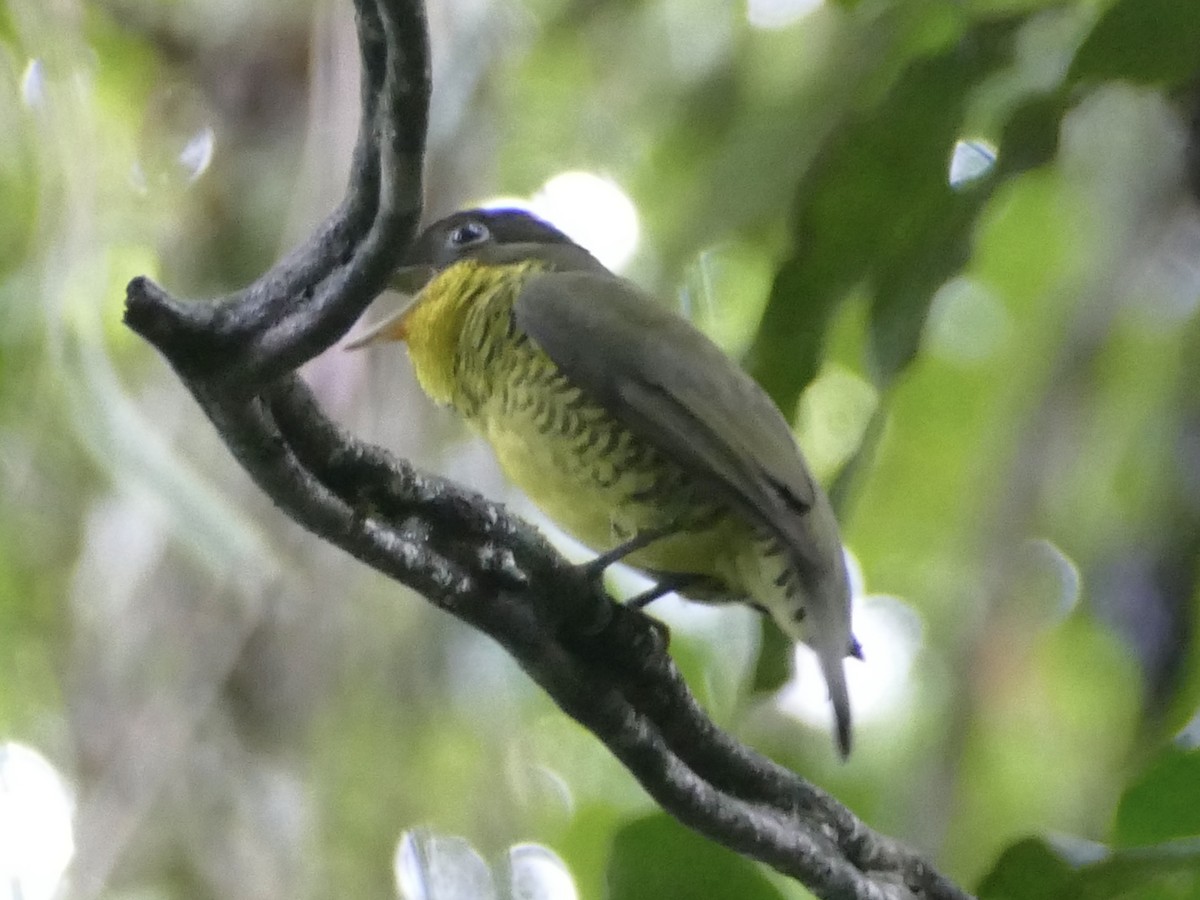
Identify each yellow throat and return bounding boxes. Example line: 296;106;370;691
400;258;542;408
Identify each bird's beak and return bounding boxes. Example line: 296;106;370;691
344;263;437;350
344;303;415;349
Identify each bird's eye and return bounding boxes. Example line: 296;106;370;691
448;221;489;248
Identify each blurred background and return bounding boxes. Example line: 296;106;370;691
1;0;1199;897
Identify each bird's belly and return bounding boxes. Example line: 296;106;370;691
480;406;740;585
478;400;821;644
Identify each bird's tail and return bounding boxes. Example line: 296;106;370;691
819;650;853;759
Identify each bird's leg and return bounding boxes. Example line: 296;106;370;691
625;575;702;610
573;525;685;649
580;523;679;582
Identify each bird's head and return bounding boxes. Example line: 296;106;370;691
347;208;600;349
400;208;598;276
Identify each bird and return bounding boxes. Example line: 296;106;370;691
350;207;859;756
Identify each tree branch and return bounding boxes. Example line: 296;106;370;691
122;1;972;898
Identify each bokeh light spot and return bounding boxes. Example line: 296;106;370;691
530;172;640;272
507;843;579;900
949;139;998;188
0;742;75;900
746;0;824;30
795;364;879;481
20;59;45;109
1013;538;1082;626
1122;205;1200;329
177;126;216;182
776;560;922;737
395;829;497;900
132;86;216;194
924;277;1012;364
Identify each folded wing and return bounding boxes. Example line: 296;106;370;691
513;270;821;567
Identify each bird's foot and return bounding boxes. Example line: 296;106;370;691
570;526;684;648
563;578;669;653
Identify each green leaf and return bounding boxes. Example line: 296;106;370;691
607;814;786;900
977;837;1076;900
992;92;1068;178
979;830;1200;900
1073;840;1200;899
1068;0;1200;87
1115;747;1200;847
979;835;1200;900
750;617;792;694
748;17;1023;408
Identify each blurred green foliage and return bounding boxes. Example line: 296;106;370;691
607;814;787;900
1;0;1199;898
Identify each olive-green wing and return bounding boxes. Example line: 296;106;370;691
512;269;820;563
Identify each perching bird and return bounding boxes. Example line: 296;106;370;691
352;208;858;755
